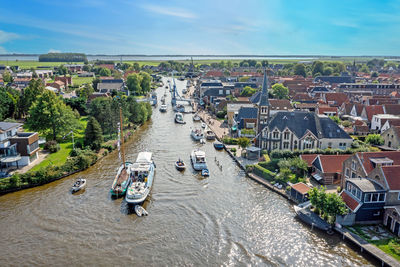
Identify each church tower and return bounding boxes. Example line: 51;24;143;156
257;69;270;146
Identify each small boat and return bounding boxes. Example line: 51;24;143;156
175;112;185;124
159;104;167;112
125;152;155;205
190;128;204;141
294;203;333;234
190;149;207;171
182;88;187;94
200;138;205;144
71;178;86;192
135;205;148;217
161;96;166;104
201;169;209;176
206;130;216;140
201;123;206;128
151;92;157;106
173;104;185;113
175;159;186;171
213;141;224;150
193;114;201;122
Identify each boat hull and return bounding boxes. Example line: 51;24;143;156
110;162;133;198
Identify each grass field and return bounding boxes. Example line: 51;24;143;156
72;76;94;85
30;116;88;172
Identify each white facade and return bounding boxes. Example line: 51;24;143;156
371;114;400;132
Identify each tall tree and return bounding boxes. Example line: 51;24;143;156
26;90;79;140
261;60;269;67
21;79;45;116
2;70;13;83
126;73;142;95
271;83;289;99
139;72;152;94
0;87;14;120
84;116;103;151
99;68;111;76
312;61;324;76
294;63;306;77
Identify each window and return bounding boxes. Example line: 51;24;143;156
6;131;12;137
364;193;385;203
351;160;356;170
351;172;356;178
347;183;352;192
226;90;230;95
273;131;279;139
345;168;350;177
284;132;290;140
273;142;278;149
398;192;400;201
219;90;223;95
283;142;289;149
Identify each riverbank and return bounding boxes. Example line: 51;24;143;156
0;124;142;195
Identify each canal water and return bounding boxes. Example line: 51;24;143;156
0;78;373;266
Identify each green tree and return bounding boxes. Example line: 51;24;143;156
271;83;289;99
312;61;324;76
294;63;306;77
0;87;14;120
21;79;45;116
261;60;269;67
84;116;103;151
126;73;142;95
26;90;79;140
57;65;68;75
133;62;140;71
99;68;111;76
323;67;333;76
240;86;257;97
371;71;379;78
77;84;94;100
366;134;384;145
2;70;13;83
139;72;152;94
238;137;250;150
92;77;100;91
329;116;341;124
359;65;369;73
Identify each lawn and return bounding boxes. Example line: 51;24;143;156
30;116;88;172
0;61;84;69
371;239;400;262
72;76;94;86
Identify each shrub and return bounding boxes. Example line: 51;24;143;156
44;140;60;153
389;239;400;255
230;147;237;152
259;158;280;172
101;144;113;152
222;137;238;145
253;164;275;181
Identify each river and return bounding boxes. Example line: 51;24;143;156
0;78;374;266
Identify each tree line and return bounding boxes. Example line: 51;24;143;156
39;53;87;62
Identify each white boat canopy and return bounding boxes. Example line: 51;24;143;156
136;152;152;163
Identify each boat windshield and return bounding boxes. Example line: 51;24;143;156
196;156;205;163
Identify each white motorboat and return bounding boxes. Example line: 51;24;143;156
175;112;185;124
200;138;205;144
201;123;206;128
125;152;155;205
193;114;201;122
190;149;208;171
135;205;148;217
174;104;185;113
159;104;167;112
206;130;216;140
190;128;204;141
71;178;86;192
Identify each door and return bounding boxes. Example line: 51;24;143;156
395;222;400;236
386;216;393;230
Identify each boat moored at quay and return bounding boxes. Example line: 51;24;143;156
125;152;155;205
190;128;204;141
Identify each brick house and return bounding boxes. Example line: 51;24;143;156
311;154;351;185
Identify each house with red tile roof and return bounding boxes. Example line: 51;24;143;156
322;93;349;107
55;76;72;86
311;154;351;185
381;118;400;133
384;104;400;116
289;182;311;203
361;105;384;123
316;106;338;116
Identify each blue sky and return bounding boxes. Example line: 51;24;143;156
1;0;400;55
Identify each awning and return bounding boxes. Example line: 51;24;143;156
312;173;323;181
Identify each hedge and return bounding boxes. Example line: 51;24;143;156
222;137;238;145
270;146;378;159
253;164;275;181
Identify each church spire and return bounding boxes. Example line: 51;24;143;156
259;68;269;106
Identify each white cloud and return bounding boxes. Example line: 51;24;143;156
48;49;61;53
0;30;20;43
140;4;197;19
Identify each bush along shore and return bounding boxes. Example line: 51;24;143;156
0;125;139;195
